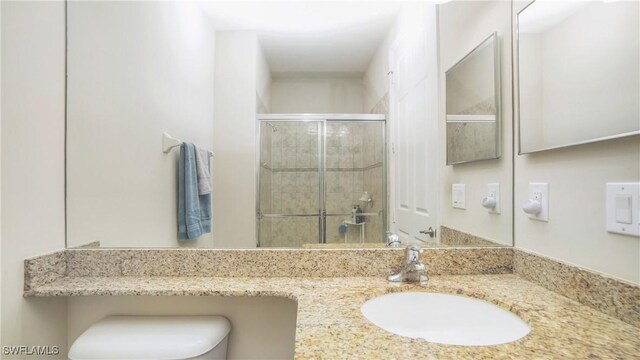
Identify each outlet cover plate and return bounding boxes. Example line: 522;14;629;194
528;183;549;222
487;183;500;214
606;183;640;237
452;184;466;209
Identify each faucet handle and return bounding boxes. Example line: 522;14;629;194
404;245;422;264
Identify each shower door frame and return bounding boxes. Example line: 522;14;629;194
256;114;387;247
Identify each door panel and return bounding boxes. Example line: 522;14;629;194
390;4;439;244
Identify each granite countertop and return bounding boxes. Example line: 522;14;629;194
26;274;640;359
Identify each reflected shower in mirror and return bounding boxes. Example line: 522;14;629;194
257;116;386;248
445;33;501;165
517;0;640;153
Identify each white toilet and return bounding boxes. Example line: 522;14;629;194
68;315;231;360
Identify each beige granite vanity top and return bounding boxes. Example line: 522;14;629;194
26;274;640;359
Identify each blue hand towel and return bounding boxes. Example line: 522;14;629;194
178;143;211;240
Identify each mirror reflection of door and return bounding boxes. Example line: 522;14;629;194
389;6;440;245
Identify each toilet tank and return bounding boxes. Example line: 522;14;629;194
68;315;231;360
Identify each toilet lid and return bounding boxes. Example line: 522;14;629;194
69;315;231;360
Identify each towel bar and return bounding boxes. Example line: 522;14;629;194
162;132;213;157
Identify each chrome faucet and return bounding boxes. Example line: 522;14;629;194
385;231;401;248
387;245;428;283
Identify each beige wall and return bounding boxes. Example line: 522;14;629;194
212;31;259;248
0;0;3;348
256;41;272;112
514;138;640;284
68;296;297;360
520;1;639;151
1;1;67;358
514;0;640;285
438;1;513;245
270;76;364;113
363;29;393;113
66;2;217;248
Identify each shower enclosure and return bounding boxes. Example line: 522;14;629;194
257;114;386;247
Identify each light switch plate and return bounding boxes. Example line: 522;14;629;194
487;183;500;214
606;183;640;237
527;183;549;222
452;184;466;209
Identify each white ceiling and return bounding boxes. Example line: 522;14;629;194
519;1;590;34
200;1;403;73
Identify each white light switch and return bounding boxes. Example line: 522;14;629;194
452;184;466;209
615;195;632;224
606;183;639;237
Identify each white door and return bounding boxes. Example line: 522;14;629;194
389;5;439;243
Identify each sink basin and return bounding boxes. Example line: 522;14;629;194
360;292;530;346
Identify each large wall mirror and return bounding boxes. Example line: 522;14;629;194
445;33;501;165
516;0;640;154
65;2;514;249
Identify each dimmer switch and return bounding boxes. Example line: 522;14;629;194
615;195;632;224
606;183;639;237
452;184;466;209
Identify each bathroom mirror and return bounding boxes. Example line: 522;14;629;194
65;1;514;249
516;0;640;154
445;33;501;165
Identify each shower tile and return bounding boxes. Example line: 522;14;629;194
352;129;363;148
326;156;339;169
282;132;297;148
271;148;283;168
271;194;282;213
326;124;339;145
281;173;297;193
325;217;345;244
353;151;364;168
339;126;352;148
339;150;353;168
297;124;317;148
350;192;363;206
281;193;297;213
326;172;340;193
344;172;356;191
284;151;297;169
353;171;364;191
305;172;320;192
325;192;343;213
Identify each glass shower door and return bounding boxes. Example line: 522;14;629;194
257;121;322;247
324;121;385;245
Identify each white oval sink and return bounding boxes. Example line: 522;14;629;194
361;292;530;346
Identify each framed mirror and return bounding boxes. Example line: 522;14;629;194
516;0;640;154
445;32;501;165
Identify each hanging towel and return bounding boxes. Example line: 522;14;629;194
195;148;212;195
178;143;211;240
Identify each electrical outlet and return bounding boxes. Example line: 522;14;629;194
485;183;500;214
526;183;549;222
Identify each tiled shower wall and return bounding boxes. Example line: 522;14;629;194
363;93;389;244
259;121;385;247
